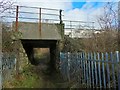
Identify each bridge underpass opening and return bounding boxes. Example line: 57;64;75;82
33;48;50;65
21;40;59;71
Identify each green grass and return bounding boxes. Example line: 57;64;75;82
7;65;41;88
3;64;66;88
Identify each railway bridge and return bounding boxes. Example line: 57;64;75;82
11;6;64;70
2;5;94;71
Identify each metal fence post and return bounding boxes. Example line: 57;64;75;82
116;51;120;90
0;22;2;89
80;53;84;84
97;52;102;88
102;53;106;88
106;52;110;88
83;52;86;84
88;52;91;88
91;52;94;88
85;52;89;87
94;52;98;87
67;52;70;82
0;53;2;89
110;52;116;88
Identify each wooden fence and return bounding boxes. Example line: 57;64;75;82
60;51;120;88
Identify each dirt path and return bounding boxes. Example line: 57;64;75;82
31;62;69;88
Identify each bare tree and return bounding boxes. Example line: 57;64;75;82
97;2;118;31
0;0;14;14
80;2;119;52
97;2;118;52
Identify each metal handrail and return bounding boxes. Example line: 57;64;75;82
63;20;94;24
18;5;62;11
2;16;61;21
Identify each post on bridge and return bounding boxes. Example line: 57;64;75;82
15;6;19;32
15;5;20;77
39;8;42;37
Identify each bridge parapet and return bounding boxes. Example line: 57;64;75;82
2;5;64;40
12;22;63;40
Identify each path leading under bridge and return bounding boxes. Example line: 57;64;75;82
11;6;64;71
5;5;93;71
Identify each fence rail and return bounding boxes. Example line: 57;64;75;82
60;51;120;88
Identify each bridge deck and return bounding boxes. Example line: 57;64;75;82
13;22;62;40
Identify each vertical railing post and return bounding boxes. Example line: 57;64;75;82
88;53;91;88
94;52;98;87
91;53;94;88
116;51;120;90
110;52;116;88
0;53;2;89
15;6;19;31
70;21;72;38
59;9;64;38
102;53;106;88
80;53;84;84
39;8;42;37
106;52;110;88
67;52;70;82
85;53;88;87
98;53;102;88
59;9;62;24
78;53;81;85
0;23;2;90
83;52;86;83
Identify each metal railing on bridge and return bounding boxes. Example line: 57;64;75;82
1;5;63;37
1;5;95;38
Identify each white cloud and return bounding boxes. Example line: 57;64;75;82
63;2;105;29
16;0;73;10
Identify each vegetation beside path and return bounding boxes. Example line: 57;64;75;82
3;63;69;88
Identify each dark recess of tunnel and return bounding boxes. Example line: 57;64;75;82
21;39;60;72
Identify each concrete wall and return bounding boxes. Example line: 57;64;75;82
13;22;62;40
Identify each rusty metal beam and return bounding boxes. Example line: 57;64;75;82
39;8;42;36
15;6;19;31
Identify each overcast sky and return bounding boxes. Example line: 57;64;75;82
15;0;119;29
